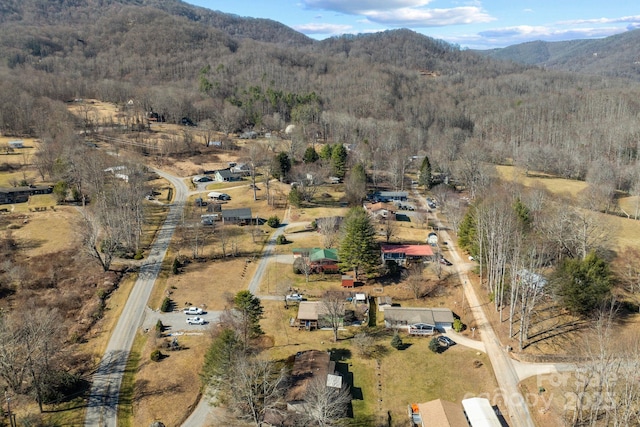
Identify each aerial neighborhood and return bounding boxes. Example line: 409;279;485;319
1;2;640;427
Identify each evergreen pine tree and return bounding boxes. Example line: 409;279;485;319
418;155;432;189
390;331;403;349
338;207;379;279
331;144;348;178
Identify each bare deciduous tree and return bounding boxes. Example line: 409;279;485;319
404;264;433;299
302;376;351;427
382;215;397;244
322;291;345;342
228;355;287;426
0;308;65;412
79;209;120;272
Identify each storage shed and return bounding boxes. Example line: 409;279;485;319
341;275;354;288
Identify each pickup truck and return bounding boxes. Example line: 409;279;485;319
183;307;204;315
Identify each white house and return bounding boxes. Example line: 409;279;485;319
383;307;454;332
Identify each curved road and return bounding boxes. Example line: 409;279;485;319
414;191;537;427
84;170;188;427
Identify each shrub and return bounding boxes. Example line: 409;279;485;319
276;234;288;245
429;337;440;353
267;215;280;228
453;318;464;332
150;349;163;362
288;187;302;208
133;250;144;260
172;257;180;275
390;332;403;350
160;297;172;313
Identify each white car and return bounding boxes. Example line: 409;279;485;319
186;317;205;325
183;307;204;315
286;293;303;302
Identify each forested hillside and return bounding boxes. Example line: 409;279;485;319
0;0;640;195
478;29;640;81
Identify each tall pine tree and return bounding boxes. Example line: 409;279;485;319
339;207;379;279
418;155;432;189
331;144;348;178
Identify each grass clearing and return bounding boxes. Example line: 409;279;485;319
9;205;77;257
257;261;342;297
167;258;259;311
381;337;497;423
132;332;210;426
496;165;589;197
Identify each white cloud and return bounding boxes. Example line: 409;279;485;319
454;25;632;50
293;22;354;35
302;0;434;15
366;6;494;27
557;15;640;26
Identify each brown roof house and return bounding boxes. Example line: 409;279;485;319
363;201;396;220
264;350;350;426
294;301;344;330
286;351;344;412
408;399;469;427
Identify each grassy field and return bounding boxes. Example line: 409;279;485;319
496;164;640;252
131;332;210;427
495;165;589;197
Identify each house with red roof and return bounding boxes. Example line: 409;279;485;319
381;244;434;266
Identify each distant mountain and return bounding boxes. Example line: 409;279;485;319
477;29;640;81
0;0;313;46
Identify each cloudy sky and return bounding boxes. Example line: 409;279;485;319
184;0;640;50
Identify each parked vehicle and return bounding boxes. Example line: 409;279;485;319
286;293;303;302
186;317;205;325
438;336;456;347
183;307;204;315
439;257;452;266
207;191;231;201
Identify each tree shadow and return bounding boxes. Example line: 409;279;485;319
334;361;359;418
397;343;412;351
525;319;586;348
328;348;351;361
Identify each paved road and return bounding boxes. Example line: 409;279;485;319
84;169;188;427
413;191;537;427
181;207;292;427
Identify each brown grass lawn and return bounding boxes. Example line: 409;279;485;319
132;332;210;427
381;338;497;425
519;374;568;427
8;205;77;257
165;258;259;311
496;165;589;197
258;261;342;298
